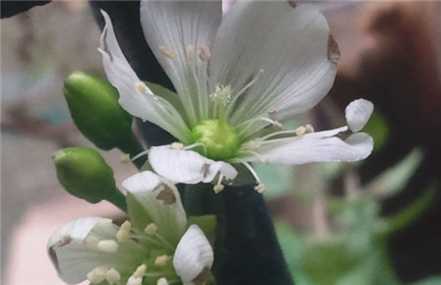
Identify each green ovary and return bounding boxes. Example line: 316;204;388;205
191;120;241;161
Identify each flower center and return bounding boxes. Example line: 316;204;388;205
191;119;240;160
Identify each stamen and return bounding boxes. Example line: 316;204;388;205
116;221;132;242
157;277;169;285
131;149;149;162
133;264;147;278
159;46;177;60
170;142;184;150
258;117;283;128
105;268;121;285
97;239;119;253
198;46;211;62
234;69;264;100
305;124;314;133
127;276;143;285
184;142;206;152
87;266;107;284
295;126;306;136
241;162;265;193
213;174;225;194
154;255;171;267
144;223;158;235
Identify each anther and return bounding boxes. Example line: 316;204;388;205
213;184;224;194
154;255;171;267
106;268;121;285
87;266;107;284
157;277;169;285
133;264;147;278
255;184;266;193
127;276;143;285
97;239;119;253
295;126;306;136
305;124;314;133
116;221;132;242
170;142;184;150
159;46;177;60
144;223;158;235
213;174;225;194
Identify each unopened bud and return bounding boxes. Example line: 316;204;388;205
64;72;137;151
53;147;126;210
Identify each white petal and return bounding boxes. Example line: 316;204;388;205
210;2;338;126
140;0;222;123
173;225;214;284
345;99;374;132
247;131;373;165
99;10;191;142
122;171;187;245
148;145;238;184
47;217;118;284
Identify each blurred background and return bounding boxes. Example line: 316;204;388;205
1;1;441;285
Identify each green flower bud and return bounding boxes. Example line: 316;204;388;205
53;147;126;210
64;72;139;154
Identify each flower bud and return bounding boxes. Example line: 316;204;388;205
53;147;125;210
64;72;138;152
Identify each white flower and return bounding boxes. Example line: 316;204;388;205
48;171;213;285
99;1;374;192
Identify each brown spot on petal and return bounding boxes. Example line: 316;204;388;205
48;236;72;272
193;268;211;285
328;34;341;64
201;163;211;179
287;0;297;8
156;187;176;205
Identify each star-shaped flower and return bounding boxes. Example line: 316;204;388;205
99;1;374;192
48;171;214;285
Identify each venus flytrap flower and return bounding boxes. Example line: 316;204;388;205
48;171;214;285
99;1;374;193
